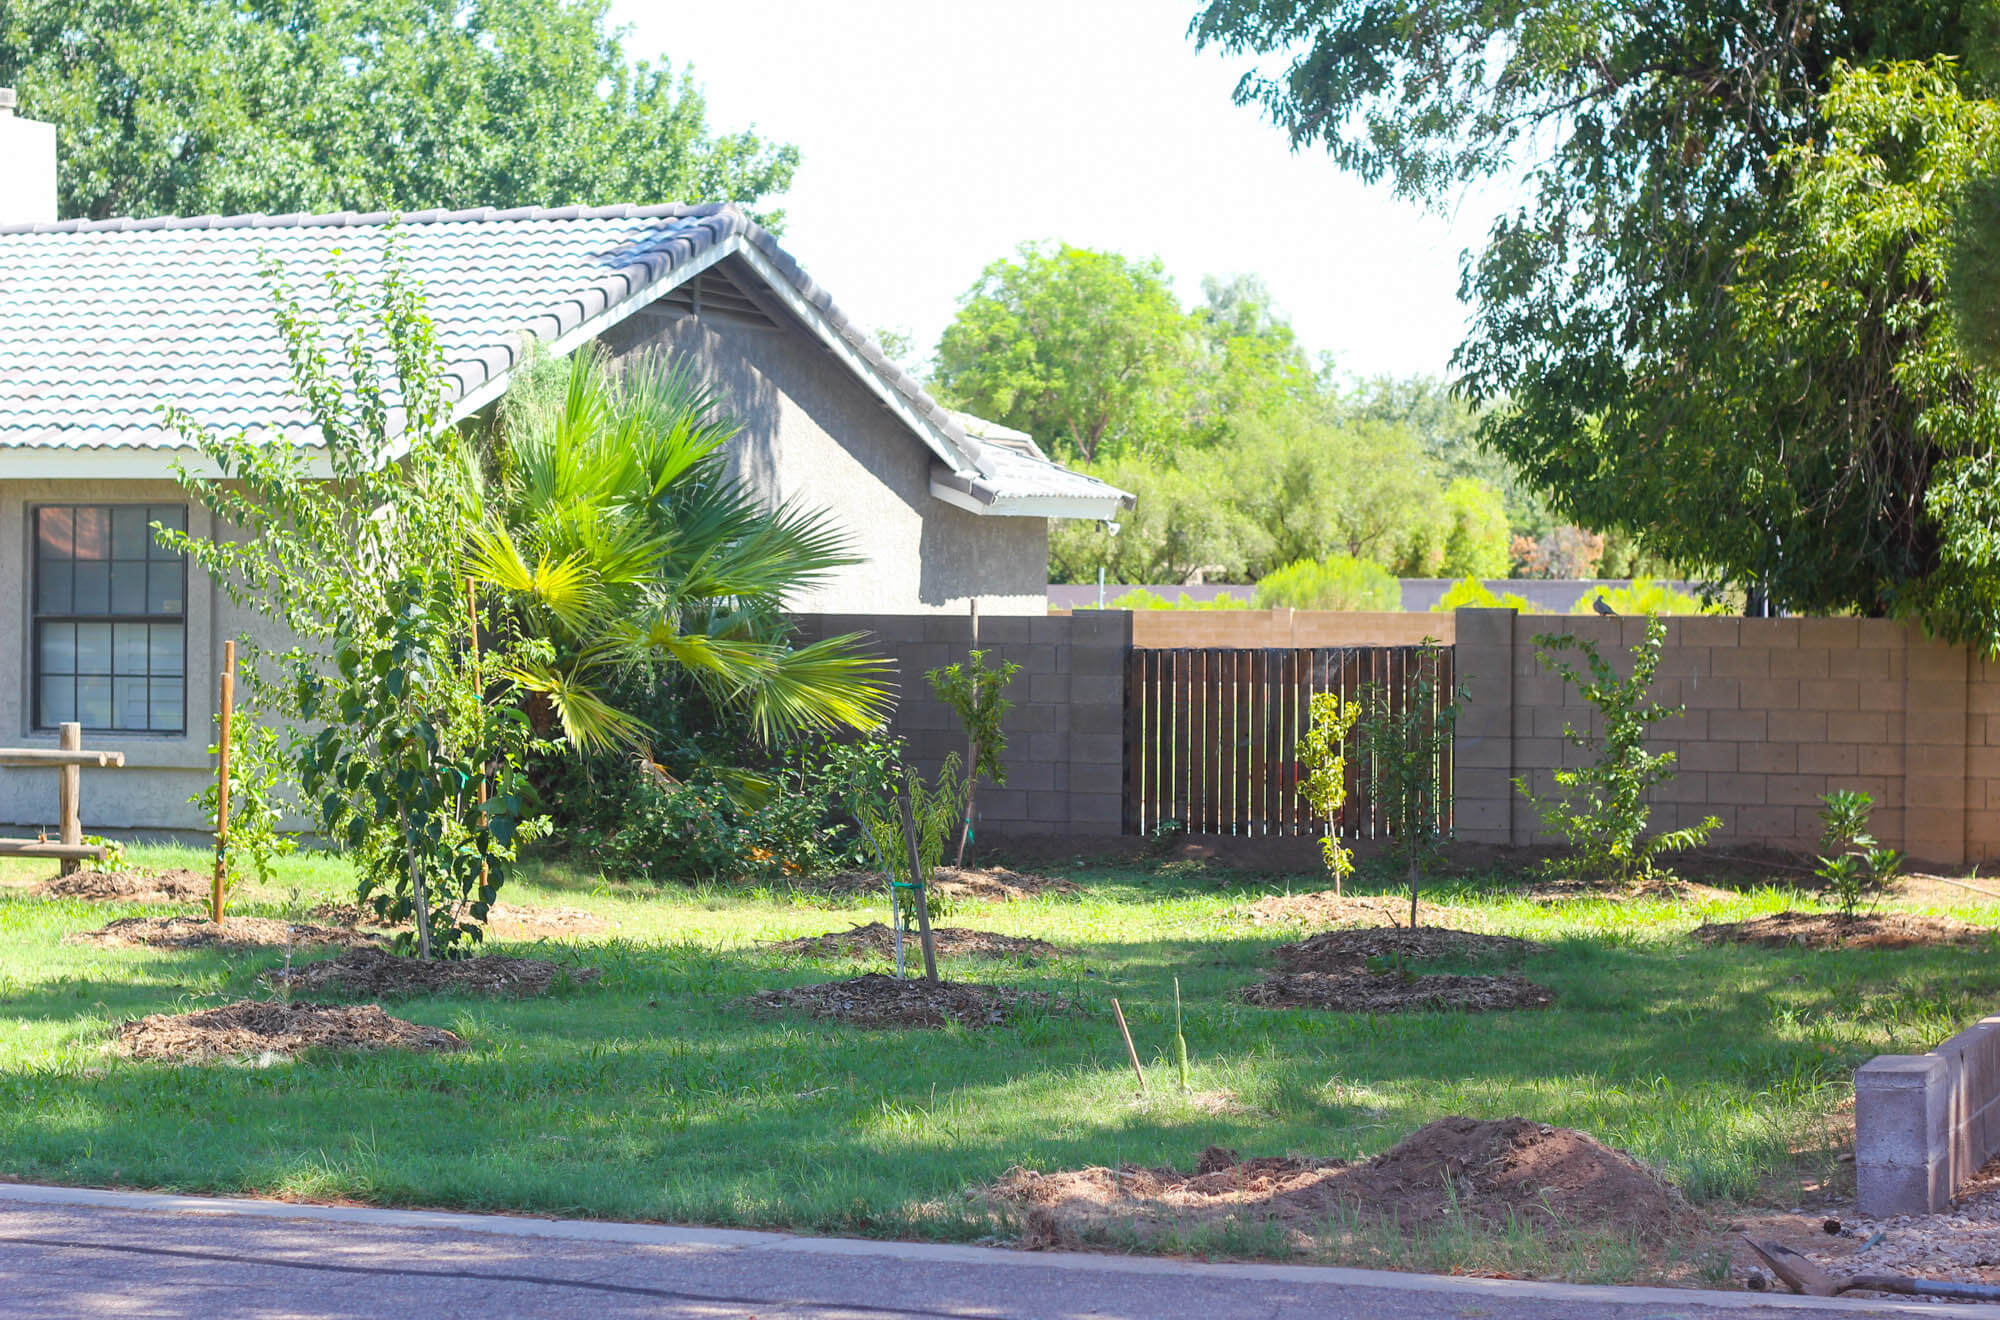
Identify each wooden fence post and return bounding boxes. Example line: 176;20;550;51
211;640;235;923
56;722;81;877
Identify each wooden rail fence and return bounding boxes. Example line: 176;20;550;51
1121;644;1454;839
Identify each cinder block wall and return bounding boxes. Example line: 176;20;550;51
1454;608;2000;867
789;611;1132;840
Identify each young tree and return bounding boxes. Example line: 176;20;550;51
925;649;1022;869
1353;645;1460;928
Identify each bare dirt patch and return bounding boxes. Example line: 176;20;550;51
767;921;1060;962
1240;970;1553;1013
264;948;598;998
1241;890;1470;929
310;900;611;939
1272;926;1540;973
793;867;1079;903
1692;910;1995;950
991;1116;1692;1249
31;867;208;903
115;1000;465;1060
747;972;1071;1029
68;915;373;951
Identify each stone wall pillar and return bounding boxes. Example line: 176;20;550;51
1452;608;1518;845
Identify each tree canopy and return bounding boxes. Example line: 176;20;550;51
0;0;798;223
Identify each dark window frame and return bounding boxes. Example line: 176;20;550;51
30;504;190;734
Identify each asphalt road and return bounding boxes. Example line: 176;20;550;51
0;1185;1989;1320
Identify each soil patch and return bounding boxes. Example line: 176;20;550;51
990;1116;1691;1249
1240;970;1553;1013
1692;910;1995;950
310;901;611;939
32;867;208;903
264;948;598;998
793;867;1079;903
769;921;1059;961
1241;890;1470;929
747;972;1071;1029
115;1000;465;1060
1272;926;1540;973
68;915;373;951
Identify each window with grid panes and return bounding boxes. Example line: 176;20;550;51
33;505;188;733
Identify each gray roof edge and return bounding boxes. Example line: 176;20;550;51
0;200;733;238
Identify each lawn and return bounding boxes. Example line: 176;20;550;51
4;844;1997;1282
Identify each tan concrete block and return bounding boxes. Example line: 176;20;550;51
1737;804;1803;839
1740;678;1801;710
1838;711;1891;744
1455;705;1510;740
1906;709;1968;746
1859;679;1906;712
1769;774;1833;807
1910;642;1968;683
1772;648;1833;679
1871;807;1907;846
1659;708;1708;741
1653;771;1710;803
1799;743;1860;777
1712;648;1772;679
1799;618;1862;649
1710;773;1770;806
1969;682;2000;715
1769;710;1830;742
1831;648;1894;681
1656;648;1709;680
1452;607;1518;647
1739;742;1798;774
1969;747;2000;780
1675;617;1741;648
1515;675;1567;707
1680;742;1738;773
1904;807;1967;863
1684;676;1741;709
1743;619;1801;648
1800;679;1862;711
1860;743;1906;777
1534;706;1579;739
1908;777;1969;811
1856;619;1908;649
1455;738;1513;771
1712;711;1770;742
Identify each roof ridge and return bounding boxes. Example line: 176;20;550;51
0;200;736;238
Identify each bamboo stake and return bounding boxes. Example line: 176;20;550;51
897;784;940;983
211;641;235;924
468;577;489;890
1110;996;1147;1092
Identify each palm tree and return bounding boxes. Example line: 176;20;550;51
465;343;891;753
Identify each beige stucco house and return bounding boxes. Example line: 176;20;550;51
0;106;1130;833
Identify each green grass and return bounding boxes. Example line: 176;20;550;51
3;845;1997;1276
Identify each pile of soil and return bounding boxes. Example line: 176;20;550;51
747;972;1070;1029
67;915;372;951
1692;910;1994;950
264;947;598;998
1240;970;1553;1013
767;921;1059;961
115;1000;465;1060
32;867;208;903
311;901;611;939
990;1116;1690;1249
1241;890;1468;929
1272;926;1540;973
795;867;1079;902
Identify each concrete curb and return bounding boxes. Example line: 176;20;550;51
0;1181;1991;1315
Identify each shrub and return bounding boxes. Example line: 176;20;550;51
926;648;1023;867
1102;588;1251;610
1295;691;1362;893
1815;789;1902;919
1574;576;1720;617
1253;555;1401;610
1353;642;1461;926
1430;576;1541;613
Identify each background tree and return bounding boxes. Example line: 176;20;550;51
0;0;797;223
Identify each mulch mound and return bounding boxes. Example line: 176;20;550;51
67;915;373;951
747;972;1071;1029
311;901;611;939
1242;890;1470;929
1272;926;1540;973
1692;910;1995;950
767;921;1059;961
32;867;208;903
115;1000;465;1061
263;947;598;998
1240;970;1553;1013
990;1116;1691;1249
793;867;1080;902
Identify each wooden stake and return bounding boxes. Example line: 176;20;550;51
468;578;489;889
955;598;978;869
897;783;940;983
55;721;81;878
1110;996;1147;1092
211;640;235;924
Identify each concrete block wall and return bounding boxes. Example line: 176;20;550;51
1856;1017;2000;1215
1453;609;1997;866
789;610;1132;840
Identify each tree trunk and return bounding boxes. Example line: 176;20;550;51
898;786;940;983
404;807;433;960
955;749;976;870
1408;854;1420;929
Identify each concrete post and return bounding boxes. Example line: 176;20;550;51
1452;608;1517;845
1856;1054;1952;1215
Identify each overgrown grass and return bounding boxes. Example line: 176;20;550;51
2;846;1996;1279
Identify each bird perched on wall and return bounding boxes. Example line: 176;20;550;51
1592;596;1617;617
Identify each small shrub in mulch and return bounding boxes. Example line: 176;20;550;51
1693;910;1995;951
989;1116;1692;1249
115;1000;465;1060
32;867;208;903
790;867;1079;902
310;901;611;939
1271;926;1541;974
1239;970;1553;1013
67;915;373;951
747;972;1072;1029
263;947;599;998
1241;890;1470;929
767;921;1060;962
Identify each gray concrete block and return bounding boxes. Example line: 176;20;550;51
1857;1159;1948;1219
1856;1054;1952;1216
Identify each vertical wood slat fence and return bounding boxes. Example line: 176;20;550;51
1121;645;1454;839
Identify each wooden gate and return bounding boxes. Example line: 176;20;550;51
1120;645;1454;838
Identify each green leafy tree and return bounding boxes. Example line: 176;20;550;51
1226;409;1441;575
1253;556;1402;611
1295;692;1361;894
1;0;797;223
925;649;1022;867
1047;449;1252;584
1353;644;1460;928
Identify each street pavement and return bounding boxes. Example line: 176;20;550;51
0;1183;1990;1319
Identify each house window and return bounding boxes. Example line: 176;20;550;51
32;505;188;733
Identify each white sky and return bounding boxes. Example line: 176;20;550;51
607;0;1516;382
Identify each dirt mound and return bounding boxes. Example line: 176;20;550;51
311;900;611;939
795;867;1079;902
264;948;598;997
33;867;208;903
1272;926;1540;973
990;1116;1689;1249
1242;890;1468;929
1240;970;1552;1013
768;921;1060;961
68;915;373;951
1693;910;1994;950
115;1000;465;1060
747;972;1071;1028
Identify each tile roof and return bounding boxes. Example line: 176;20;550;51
0;202;1131;517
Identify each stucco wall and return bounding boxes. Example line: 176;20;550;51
598;283;1049;616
